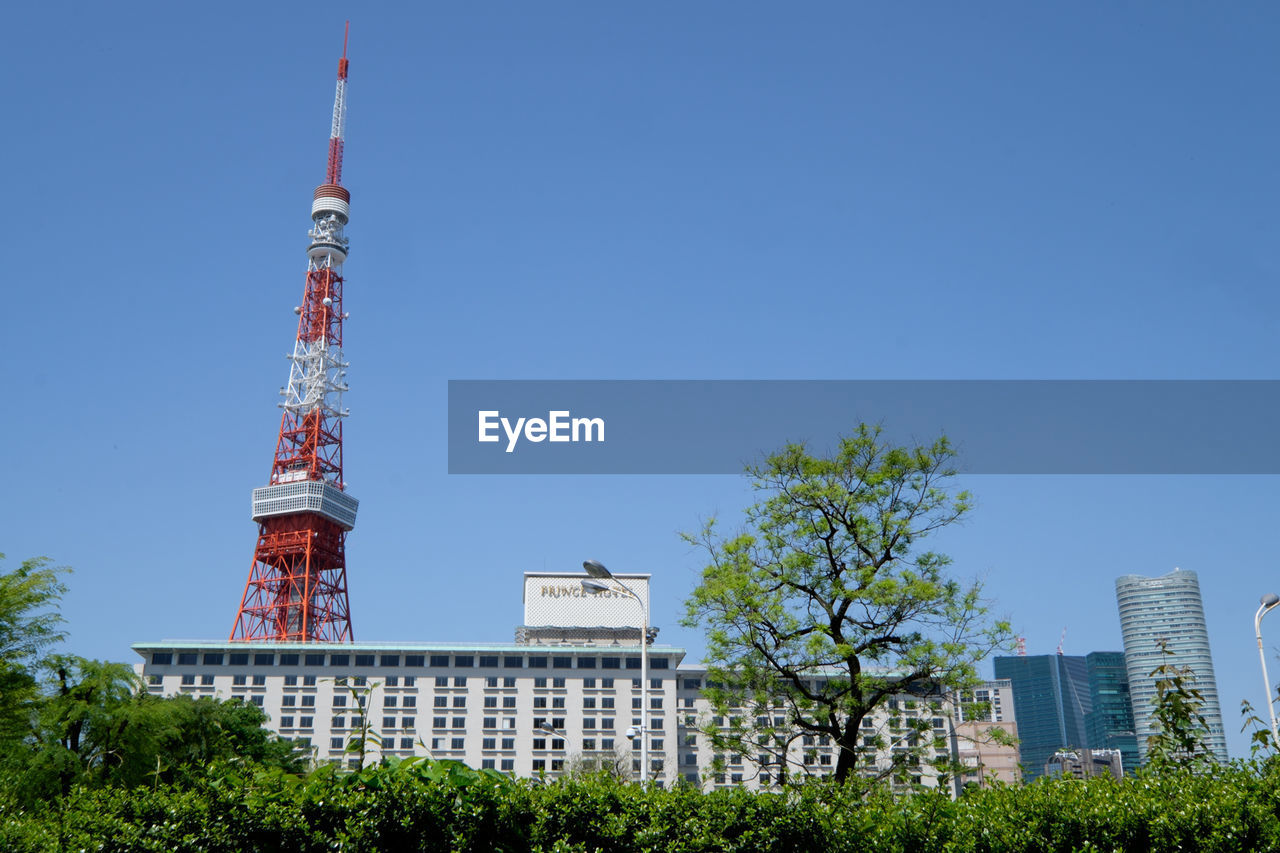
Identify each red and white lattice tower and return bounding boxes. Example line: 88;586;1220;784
232;26;356;642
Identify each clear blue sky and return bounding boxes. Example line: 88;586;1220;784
6;4;1280;758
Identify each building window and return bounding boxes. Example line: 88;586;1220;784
384;697;398;709
601;718;615;730
504;657;523;668
330;737;344;750
381;655;400;667
601;678;614;689
400;737;414;750
532;759;545;772
552;678;566;689
502;737;515;750
435;676;449;687
534;677;547;689
503;676;517;688
279;654;299;666
583;698;596;709
201;674;214;686
483;697;497;709
479;655;499;668
429;655;449;668
602;698;615;709
534;698;547;709
451;737;465;750
433;697;448;709
452;717;465;729
483;717;497;729
583;678;596;689
284;675;297;686
280;716;294;728
651;697;663;709
385;676;399;687
304;654;325;666
529;657;548;669
332;716;345;729
583;738;596;751
684;679;701;690
482;758;495;769
254;653;274;666
455;656;474;668
405;655;424;668
632;697;642;709
148;674;162;686
501;759;514;771
283;696;297;707
582;718;596;730
382;717;396;730
482;737;496;750
433;717;447;729
333;695;347;707
402;718;415;731
203;653;223;665
178;653;198;665
355;655;375;667
551;759;564;772
180;674;195;686
250;696;264;707
503;697;516;709
651;739;663;752
229;653;249;666
454;677;467;687
625;658;641;670
330;654;349;667
651;658;669;670
553;657;572;669
602;658;620;670
299;717;313;729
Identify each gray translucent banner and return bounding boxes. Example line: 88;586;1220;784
447;380;1280;474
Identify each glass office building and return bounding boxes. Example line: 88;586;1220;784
993;654;1092;781
1115;568;1228;764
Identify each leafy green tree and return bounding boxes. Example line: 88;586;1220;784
0;555;69;746
1146;639;1215;771
682;424;1013;784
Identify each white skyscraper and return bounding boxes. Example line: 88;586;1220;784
1115;568;1228;764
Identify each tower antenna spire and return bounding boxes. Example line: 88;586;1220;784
232;26;357;643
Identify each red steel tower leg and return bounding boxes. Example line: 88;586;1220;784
232;26;357;643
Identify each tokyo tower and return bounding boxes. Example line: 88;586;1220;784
232;26;357;642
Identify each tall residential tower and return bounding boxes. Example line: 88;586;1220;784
1115;568;1228;763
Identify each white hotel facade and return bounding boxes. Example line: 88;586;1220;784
135;573;968;792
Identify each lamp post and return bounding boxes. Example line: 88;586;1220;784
1255;593;1280;749
582;559;648;785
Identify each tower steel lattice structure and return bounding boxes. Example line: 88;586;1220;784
232;26;357;643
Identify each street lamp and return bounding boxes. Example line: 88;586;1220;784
1255;592;1280;749
582;559;649;785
